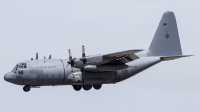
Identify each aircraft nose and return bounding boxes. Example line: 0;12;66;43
4;72;16;82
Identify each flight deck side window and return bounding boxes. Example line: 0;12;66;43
18;71;23;75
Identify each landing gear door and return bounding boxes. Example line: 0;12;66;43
16;71;24;85
29;69;44;85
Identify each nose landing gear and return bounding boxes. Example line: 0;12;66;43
23;85;30;92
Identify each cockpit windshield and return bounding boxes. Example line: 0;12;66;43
19;63;27;68
12;63;27;72
12;65;18;72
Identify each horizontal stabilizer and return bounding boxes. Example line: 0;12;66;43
160;55;193;61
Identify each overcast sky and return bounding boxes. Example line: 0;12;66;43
0;0;199;112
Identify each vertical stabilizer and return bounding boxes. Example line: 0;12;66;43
148;11;182;56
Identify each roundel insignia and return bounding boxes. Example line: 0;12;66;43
122;69;128;74
165;31;170;39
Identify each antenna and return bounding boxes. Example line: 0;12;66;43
36;53;38;60
49;55;51;59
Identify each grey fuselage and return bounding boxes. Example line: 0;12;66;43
4;52;161;86
4;11;190;90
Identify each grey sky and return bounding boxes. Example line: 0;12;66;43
0;0;199;112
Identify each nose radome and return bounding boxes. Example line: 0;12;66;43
4;72;16;82
4;74;8;81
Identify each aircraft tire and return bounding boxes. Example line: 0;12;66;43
93;84;102;90
73;85;82;91
83;85;92;91
23;85;30;92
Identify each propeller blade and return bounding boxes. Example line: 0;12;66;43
71;66;73;72
68;49;72;60
82;45;85;58
81;45;87;64
44;56;46;59
68;49;76;72
36;53;38;60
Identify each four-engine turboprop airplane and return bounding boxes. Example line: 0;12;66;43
4;11;192;92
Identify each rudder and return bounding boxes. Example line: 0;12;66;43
148;11;182;56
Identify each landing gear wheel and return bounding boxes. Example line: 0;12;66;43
73;85;82;91
83;85;92;91
93;84;102;90
23;85;30;92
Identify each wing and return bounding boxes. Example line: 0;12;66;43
103;49;143;64
84;49;143;72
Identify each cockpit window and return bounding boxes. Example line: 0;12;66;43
12;64;19;72
19;63;27;68
11;63;27;72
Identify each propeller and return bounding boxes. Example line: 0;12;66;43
67;49;76;72
67;46;87;73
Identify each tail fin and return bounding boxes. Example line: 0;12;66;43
148;11;182;56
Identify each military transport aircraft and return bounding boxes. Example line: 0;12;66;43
4;11;192;92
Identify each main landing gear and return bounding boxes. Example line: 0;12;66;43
93;84;102;90
72;84;102;91
73;85;82;91
23;85;30;92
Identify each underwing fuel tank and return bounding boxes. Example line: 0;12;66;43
84;64;129;72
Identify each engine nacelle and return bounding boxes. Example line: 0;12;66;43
73;55;111;68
